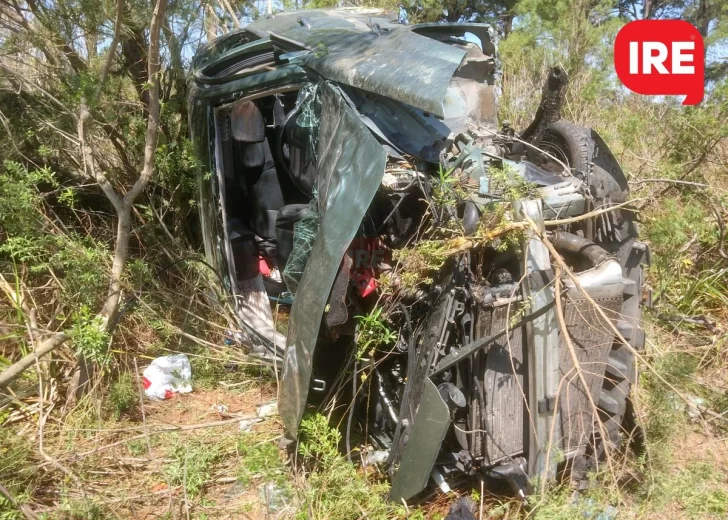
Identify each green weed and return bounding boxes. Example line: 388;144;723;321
125;438;149;456
189;354;264;389
51;498;108;519
108;372;138;419
0;161;56;236
432;165;462;205
0;495;25;520
0;428;38;502
649;462;728;518
70;305;110;366
489;163;538;202
646;197;716;255
164;436;226;498
355;307;397;360
296;413;403;520
0;426;38;520
237;437;287;487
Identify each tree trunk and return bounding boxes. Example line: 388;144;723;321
642;0;652;19
99;205;132;324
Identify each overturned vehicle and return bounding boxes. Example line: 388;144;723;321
188;8;649;501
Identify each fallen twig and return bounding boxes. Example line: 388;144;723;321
544;199;642;227
0;483;38;520
442;223;527;256
630;178;711;188
443;199;642;256
133;358;153;456
656;313;719;333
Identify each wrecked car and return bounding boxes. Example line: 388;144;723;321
188;8;649;501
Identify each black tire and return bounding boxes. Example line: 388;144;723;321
538;120;591;174
542;121;649;483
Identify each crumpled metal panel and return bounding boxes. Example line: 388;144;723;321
341;86;453;163
279;81;386;434
188;64;307;106
246;10;466;117
389;379;450;502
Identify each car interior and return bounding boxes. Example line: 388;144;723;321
215;90;316;297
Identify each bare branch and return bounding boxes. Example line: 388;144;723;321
0;333;70;389
123;0;167;206
630;178;711;188
96;0;125;95
218;0;241;28
99;0;167;322
77;102;123;213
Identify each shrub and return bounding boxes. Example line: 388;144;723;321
108;372;138;419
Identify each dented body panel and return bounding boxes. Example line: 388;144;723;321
279;81;387;434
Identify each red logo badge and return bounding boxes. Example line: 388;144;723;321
614;20;704;105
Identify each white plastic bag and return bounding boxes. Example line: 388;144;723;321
142;354;192;400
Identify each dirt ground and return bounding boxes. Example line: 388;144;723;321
37;382;286;519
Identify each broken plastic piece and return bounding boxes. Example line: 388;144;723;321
431;468;451;493
362;450;390;467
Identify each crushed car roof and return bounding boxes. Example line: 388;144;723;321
190;9;493;117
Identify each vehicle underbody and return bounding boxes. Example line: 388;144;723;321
189;8;649;502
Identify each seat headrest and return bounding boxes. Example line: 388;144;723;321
231;100;265;143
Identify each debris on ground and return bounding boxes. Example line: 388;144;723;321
142;354;193;400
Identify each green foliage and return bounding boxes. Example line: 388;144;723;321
644;196;727;315
70;305;110;366
0;427;37;510
296;414;403;520
155;137;200;202
0;496;23;520
489;164;538;202
389;239;449;292
355;307;397;360
512;0;621;76
164;436;225;498
48;235;109;306
1;232;108;309
108;372;138;419
432;165;463;205
646;197;717;255
58;187;77;208
0;236;50;265
0;161;56;236
237;437;287;487
125;439;149;456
